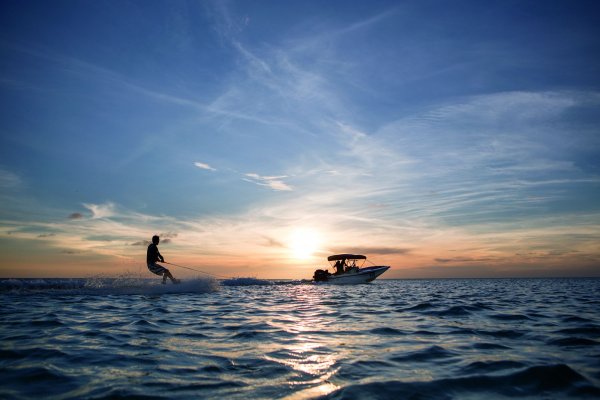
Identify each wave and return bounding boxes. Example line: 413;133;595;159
556;326;600;335
400;302;436;311
0;278;86;292
425;305;473;317
477;328;525;339
390;345;456;363
460;360;526;374
470;342;512;350
369;327;405;336
489;313;532;321
0;276;219;295
548;337;600;347
323;364;600;399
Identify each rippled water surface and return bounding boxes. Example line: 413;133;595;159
1;278;600;399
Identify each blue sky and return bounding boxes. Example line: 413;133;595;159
1;0;599;278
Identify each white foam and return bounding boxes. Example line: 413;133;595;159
83;274;220;294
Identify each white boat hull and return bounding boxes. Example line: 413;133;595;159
319;266;390;284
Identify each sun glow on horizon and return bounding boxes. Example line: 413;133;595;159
289;228;321;260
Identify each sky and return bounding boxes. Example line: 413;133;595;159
1;0;599;279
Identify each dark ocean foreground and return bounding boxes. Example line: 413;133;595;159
1;277;599;399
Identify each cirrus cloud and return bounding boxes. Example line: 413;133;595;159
83;202;116;219
243;173;293;191
194;161;216;171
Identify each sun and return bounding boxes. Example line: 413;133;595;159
289;228;320;260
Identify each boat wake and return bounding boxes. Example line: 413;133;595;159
220;277;274;286
220;278;308;286
0;275;302;293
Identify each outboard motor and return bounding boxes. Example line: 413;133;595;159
313;269;331;282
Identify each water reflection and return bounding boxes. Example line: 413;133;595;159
4;279;600;399
265;286;341;397
282;382;339;400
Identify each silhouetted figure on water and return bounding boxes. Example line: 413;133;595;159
334;259;345;275
147;235;179;284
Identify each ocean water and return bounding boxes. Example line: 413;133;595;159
1;277;599;399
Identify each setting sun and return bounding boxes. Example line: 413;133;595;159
289;228;320;260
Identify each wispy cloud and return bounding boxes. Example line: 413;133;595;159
0;169;22;189
37;233;56;238
435;256;494;264
157;231;178;244
83;202;116;219
243;173;292;191
193;161;216;171
131;240;151;247
334;247;412;256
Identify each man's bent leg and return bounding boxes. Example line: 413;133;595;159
165;270;178;283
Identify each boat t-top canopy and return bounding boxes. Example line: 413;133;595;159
327;254;367;261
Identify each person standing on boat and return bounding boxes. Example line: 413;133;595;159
147;235;179;284
334;259;345;275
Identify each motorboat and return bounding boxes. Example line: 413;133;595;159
312;254;390;284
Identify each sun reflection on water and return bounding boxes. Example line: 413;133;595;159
264;287;342;398
282;382;340;400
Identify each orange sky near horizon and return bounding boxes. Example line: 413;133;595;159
2;220;599;279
